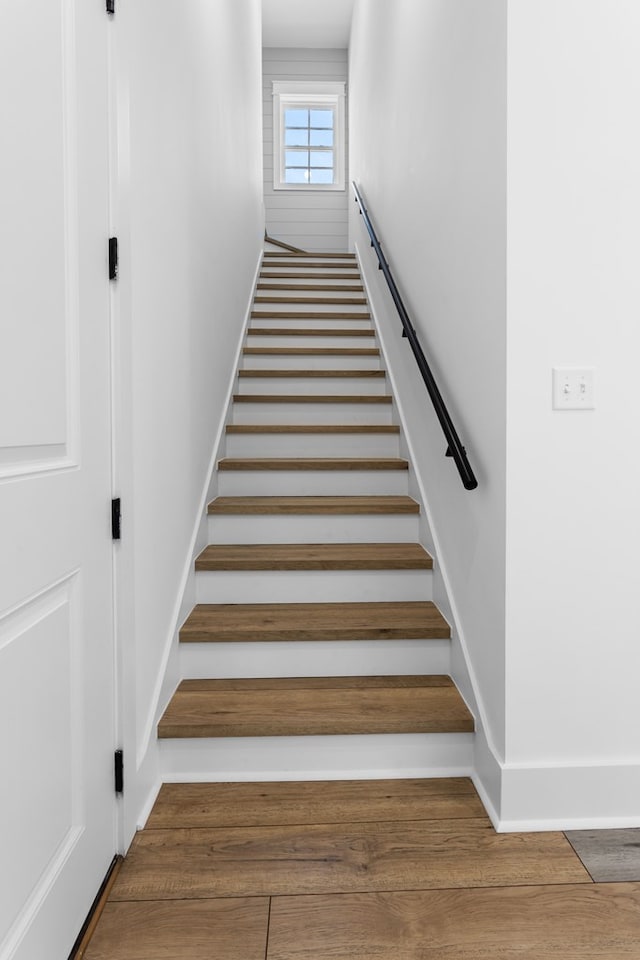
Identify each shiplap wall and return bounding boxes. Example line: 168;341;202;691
263;47;349;252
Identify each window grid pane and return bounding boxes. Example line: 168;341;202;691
282;105;336;186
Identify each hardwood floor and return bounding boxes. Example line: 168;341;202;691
83;780;640;959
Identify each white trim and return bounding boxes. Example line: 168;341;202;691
497;759;640;832
272;81;346;192
272;80;346;96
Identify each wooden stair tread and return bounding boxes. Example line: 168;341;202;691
194;542;433;571
264;252;357;259
254;297;368;305
179;601;450;643
247;328;374;337
251;311;371;320
226;425;399;434
208;496;420;515
243;347;380;355
261;261;358;270
147;778;482;828
232;394;391;403
260;272;361;280
237;369;385;379
158;675;473;738
257;283;364;292
217;457;407;470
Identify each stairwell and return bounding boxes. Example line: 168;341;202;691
158;249;475;782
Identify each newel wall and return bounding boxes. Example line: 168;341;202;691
349;0;640;827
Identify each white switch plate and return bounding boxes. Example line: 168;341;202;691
552;367;595;410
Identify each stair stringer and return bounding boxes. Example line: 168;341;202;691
355;239;502;827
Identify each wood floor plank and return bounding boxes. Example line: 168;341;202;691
109;819;589;902
261;262;358;270
267;884;640;960
216;457;406;471
247;327;374;337
565;829;640;881
237;369;385;378
257;284;364;292
84;897;269;960
225;425;399;434
157;676;471;739
254;297;368;305
232;393;390;403
242;347;380;355
264;252;357;259
178;601;450;643
145;779;485;830
207;496;419;515
194;542;432;571
251;311;370;320
259;272;361;280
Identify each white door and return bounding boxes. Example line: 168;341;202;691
0;2;116;958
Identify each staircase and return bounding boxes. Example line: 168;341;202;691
158;250;475;782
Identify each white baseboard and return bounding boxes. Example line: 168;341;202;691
496;759;640;832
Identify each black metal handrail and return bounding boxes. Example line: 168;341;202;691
352;182;478;491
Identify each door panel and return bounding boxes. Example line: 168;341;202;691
0;2;116;958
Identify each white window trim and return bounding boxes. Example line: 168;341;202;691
272;81;346;192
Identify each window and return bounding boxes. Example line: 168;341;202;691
272;81;346;191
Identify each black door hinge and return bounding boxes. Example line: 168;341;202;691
108;237;118;281
111;498;121;541
106;0;115;15
114;749;124;794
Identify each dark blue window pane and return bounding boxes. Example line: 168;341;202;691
310;150;333;168
310;168;334;184
310;109;333;128
310;129;333;147
284;108;309;127
285;168;308;183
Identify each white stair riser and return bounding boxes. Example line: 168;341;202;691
246;335;376;349
258;278;364;289
253;304;370;315
195;568;432;604
224;433;400;458
241;354;381;370
159;732;474;782
179;638;451;680
261;262;358;271
249;319;372;332
207;513;419;544
232;402;394;425
216;470;408;496
254;304;368;314
236;377;388;396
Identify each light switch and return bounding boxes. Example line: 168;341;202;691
552;367;595;410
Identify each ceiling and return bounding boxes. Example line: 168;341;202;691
262;0;355;48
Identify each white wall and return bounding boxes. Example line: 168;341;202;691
263;47;348;251
350;0;640;829
349;0;508;810
116;0;264;842
503;0;640;827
